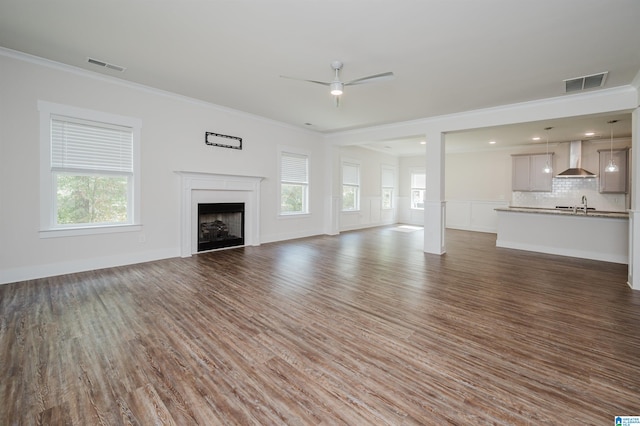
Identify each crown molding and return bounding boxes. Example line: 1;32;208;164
0;47;319;136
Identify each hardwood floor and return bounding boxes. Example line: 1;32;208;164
1;227;639;425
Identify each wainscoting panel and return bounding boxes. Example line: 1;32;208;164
339;196;396;232
397;196;425;226
446;200;509;233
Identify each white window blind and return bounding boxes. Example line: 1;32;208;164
411;172;426;189
343;163;360;185
51;116;133;173
382;168;394;187
281;152;308;183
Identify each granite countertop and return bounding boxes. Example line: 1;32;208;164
495;206;629;219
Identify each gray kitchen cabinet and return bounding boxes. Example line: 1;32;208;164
512;153;553;192
598;148;628;193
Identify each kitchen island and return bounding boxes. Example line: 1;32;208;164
495;207;629;264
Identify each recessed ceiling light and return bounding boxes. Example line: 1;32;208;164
585;132;595;136
489;140;496;145
532;137;541;141
419;141;426;145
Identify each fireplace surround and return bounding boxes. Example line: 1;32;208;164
176;172;263;256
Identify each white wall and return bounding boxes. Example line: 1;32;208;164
445;148;511;232
397;156;426;225
397;150;510;231
334;146;399;231
0;52;326;284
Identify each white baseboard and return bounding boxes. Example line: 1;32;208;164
496;239;628;264
259;229;324;244
446;225;497;234
0;247;179;285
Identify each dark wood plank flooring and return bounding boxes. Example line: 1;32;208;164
1;227;639;424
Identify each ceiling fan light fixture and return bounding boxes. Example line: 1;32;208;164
330;81;343;96
281;61;392;105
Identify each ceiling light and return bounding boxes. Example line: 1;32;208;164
532;137;541;141
420;141;426;145
330;81;343;96
489;140;496;145
585;132;595;137
606;120;619;173
543;127;553;174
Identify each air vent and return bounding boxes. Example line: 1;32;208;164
87;57;126;72
563;71;608;93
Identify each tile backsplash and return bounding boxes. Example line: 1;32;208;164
512;178;627;211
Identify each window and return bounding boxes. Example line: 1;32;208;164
280;151;309;215
342;161;360;211
39;101;141;237
411;171;426;209
381;166;395;210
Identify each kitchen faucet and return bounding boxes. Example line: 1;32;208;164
581;195;588;214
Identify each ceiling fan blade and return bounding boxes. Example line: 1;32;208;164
280;75;330;86
345;72;394;86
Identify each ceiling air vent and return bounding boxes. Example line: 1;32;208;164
87;57;126;72
563;71;608;93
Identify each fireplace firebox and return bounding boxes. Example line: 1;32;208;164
197;203;245;252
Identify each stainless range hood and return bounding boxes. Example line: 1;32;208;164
556;140;596;178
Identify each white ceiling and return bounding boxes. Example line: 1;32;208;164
1;0;639;155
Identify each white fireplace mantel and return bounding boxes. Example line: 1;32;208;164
176;171;264;257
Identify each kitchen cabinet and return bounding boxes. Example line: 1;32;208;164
512;153;553;192
598;148;628;193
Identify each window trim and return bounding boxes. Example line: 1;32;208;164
278;147;310;217
381;165;395;210
341;159;361;212
38;101;142;238
410;169;426;210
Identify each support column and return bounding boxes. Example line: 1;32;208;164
423;130;446;254
628;107;640;290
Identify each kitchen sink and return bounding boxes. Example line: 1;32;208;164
555;205;595;211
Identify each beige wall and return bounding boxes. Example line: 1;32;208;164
445;149;511;201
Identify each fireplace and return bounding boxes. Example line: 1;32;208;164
198;203;245;251
176;171;263;257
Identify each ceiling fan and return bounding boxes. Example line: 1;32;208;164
281;61;394;106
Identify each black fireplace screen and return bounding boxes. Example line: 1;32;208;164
197;203;245;251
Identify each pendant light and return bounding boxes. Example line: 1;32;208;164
605;120;619;173
543;127;553;174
